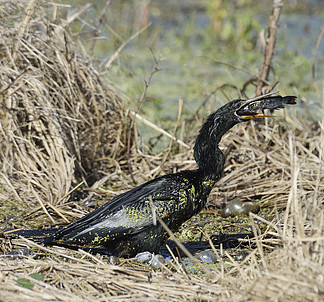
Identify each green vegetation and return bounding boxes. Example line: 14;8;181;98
60;0;323;149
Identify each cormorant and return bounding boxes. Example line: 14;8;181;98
6;93;296;257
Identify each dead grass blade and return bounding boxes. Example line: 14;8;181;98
0;1;132;222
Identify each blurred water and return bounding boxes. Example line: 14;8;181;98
118;2;324;117
279;14;323;59
79;0;323;122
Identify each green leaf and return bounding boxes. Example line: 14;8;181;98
16;278;34;289
29;273;44;281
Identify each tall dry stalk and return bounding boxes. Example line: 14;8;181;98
0;2;128;222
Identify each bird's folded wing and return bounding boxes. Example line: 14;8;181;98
43;175;184;245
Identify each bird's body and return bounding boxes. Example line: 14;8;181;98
6;93;296;257
46;169;220;256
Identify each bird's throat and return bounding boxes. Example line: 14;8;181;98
193;113;230;179
194;141;225;180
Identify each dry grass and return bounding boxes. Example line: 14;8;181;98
0;1;131;225
0;2;323;301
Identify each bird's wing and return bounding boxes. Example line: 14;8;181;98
44;174;187;245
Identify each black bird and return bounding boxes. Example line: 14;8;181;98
7;93;296;257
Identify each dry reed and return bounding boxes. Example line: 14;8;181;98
0;1;130;224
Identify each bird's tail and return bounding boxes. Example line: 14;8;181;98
1;227;62;241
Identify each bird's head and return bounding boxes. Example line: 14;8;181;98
201;92;296;139
215;92;297;125
194;92;296;172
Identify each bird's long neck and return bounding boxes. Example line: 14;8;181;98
194;140;224;180
193;112;237;180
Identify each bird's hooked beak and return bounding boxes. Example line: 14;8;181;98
235;91;296;120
